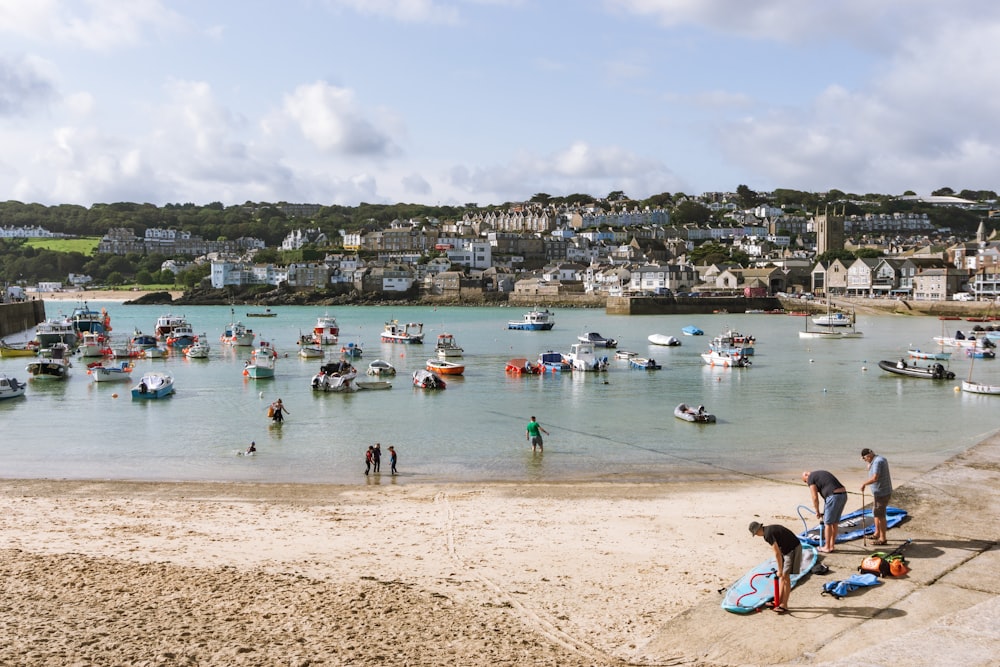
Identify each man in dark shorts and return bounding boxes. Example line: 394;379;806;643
802;470;848;553
749;521;802;614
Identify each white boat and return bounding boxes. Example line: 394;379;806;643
356;380;392;390
183;335;211;359
144;346;166;359
710;329;756;356
367;359;397;377
220;317;255;346
908;348;951;360
35;316;77;349
381;319;425;344
434;333;464;358
165;322;196;348
131;371;174;399
628;357;662;370
615;350;638;359
313;313;340;345
674;403;716;423
243;341;277;379
578;332;617;348
802;301;863;339
0;374;26;400
933;332;994;349
507;308;555;331
701;349;751;368
154;314;189;341
89;360;134;383
297;333;324;359
961;380;1000;395
647;334;681;347
412;369;446;389
26;344;72;380
311;360;357;392
812;311;853;327
566;341;609;372
78;331;108;358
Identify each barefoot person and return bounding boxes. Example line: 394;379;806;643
749;521;802;614
802;470;848;553
525;416;549;453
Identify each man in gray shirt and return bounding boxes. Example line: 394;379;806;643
860;448;893;545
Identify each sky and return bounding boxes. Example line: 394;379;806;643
2;0;1000;209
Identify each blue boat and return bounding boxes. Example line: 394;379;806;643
70;303;110;335
508;308;555;331
628;357;661;370
131;372;175;399
798;506;908;546
681;325;704;336
537;350;571;372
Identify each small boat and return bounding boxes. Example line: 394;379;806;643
297;333;325;359
313;313;340;344
507;308;555;331
154;314;190;341
0;374;26;400
647;334;681;347
812;311;853;327
681;326;704;336
131;371;175;399
505;358;543;374
426;358;465;376
700;349;751;368
628;357;661;370
578;332;617;348
183;336;211;359
246;308;277;318
966;346;996;359
932;332;992;349
243;341;277;379
89;360;134;383
340;341;364;358
566;341;609;372
877;359;955;380
367;359;397;377
538;350;572;372
614;350;638;359
144;346;166;359
412;369;446;389
0;340;38;358
130;329;159;349
710;329;756;356
26;344;72;380
70;303;111;335
311;360;357;392
961;380;1000;394
674;403;716;423
381;320;424;344
78;331;108;358
907;348;951;360
356;380;392;390
220;318;255;346
165;322;196;348
434;333;464;358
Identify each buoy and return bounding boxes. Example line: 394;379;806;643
954;386;961;393
823;388;827;392
862;366;868;371
259;391;264;398
111;393;118;399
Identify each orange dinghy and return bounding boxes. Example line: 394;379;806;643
426;358;465;376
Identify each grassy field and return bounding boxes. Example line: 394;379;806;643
24;237;101;254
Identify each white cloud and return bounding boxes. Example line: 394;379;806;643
325;0;460;24
0;55;56;116
280;82;398;157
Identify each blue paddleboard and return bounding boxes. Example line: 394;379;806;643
798;506;907;546
721;541;818;614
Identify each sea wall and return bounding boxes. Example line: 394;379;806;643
0;300;45;338
606;296;782;315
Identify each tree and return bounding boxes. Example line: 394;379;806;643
671;201;712;226
106;271;125;285
932;187;955;197
735;184;760;209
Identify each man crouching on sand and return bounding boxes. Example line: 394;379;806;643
749;520;802;614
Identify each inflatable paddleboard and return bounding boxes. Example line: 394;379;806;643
721;541;818;614
798;506;907;546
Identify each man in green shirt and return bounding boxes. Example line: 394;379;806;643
525;416;549;453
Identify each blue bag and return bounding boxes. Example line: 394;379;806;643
821;573;882;599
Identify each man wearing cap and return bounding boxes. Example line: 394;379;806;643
749;521;802;614
860;448;893;545
802;470;848;553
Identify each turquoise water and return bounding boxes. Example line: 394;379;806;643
1;303;996;485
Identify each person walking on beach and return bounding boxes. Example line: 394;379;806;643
526;416;549;453
749;521;802;614
389;446;397;475
860;448;893;545
372;443;381;473
802;470;848;553
270;399;288;423
365;446;373;476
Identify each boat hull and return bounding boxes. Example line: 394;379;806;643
131;373;174;398
674;404;716;423
878;360;955;379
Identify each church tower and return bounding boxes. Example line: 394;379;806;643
815;206;845;255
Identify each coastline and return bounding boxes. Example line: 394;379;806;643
33;289;185;303
2;435;997;666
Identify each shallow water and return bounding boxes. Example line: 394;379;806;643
1;303;995;485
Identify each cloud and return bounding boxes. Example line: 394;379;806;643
324;0;460;24
280;82;398;157
0;55;56;115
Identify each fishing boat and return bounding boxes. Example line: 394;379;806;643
242;341;277;379
426;358;465;376
538;350;572;372
0;374;26;400
877;359;955;380
70;303;111;336
183;335;211;359
165;322;196;348
674;403;716;423
628;357;661;370
310;360;357;392
577;332;618;348
154;314;189;341
297;333;325;359
434;333;464;358
507;308;555;331
381;320;425;344
966;345;996;359
647;334;680;347
412;369;446;389
367;359;397;377
89;360;134;383
220;316;255;346
34;316;77;349
565;341;609;372
78;331;108;358
144;346;166;359
700;349;751;368
710;329;756;356
0;340;38;358
313;313;340;344
25;344;72;380
131;371;174;399
130;329;159;349
340;341;364;358
505;358;542;374
681;325;704;336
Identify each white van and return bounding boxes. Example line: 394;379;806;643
953;292;974;301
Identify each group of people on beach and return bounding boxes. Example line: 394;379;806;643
749;447;893;615
365;443;398;476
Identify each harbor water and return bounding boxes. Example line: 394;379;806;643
1;303;996;486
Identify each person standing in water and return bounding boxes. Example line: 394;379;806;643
525;416;549;453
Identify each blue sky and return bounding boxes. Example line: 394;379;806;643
1;0;999;208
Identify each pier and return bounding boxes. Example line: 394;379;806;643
0;300;45;339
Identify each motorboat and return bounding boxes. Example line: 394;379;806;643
381;320;424;344
614;350;638;359
674;403;716;423
907;348;951;360
340;341;364;358
0;373;26;400
966;346;996;359
311;360;357;392
710;329;756;356
877;359;955;380
243;341;277;379
507;308;555;331
220;320;255;346
681;326;704;336
35;316;77;349
0;340;38;358
144;346;166;359
812;311;853;327
577;332;617;348
367;359;397;377
628;357;661;370
70;303;111;335
246;308;277;318
566;341;609;372
107;338;143;359
89;360;134;383
78;331;108;358
26;344;72;380
130;329;159;349
505;358;542;374
165;322;196;348
434;333;464;358
183;335;211;359
131;371;175;399
297;333;324;359
647;334;681;347
412;369;446;389
700;349;751;368
426;358;465;376
154;314;190;341
538;350;572;372
313;313;340;344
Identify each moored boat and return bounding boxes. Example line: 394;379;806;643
78;331;108;358
26;344;72;380
297;333;324;359
426;358;465;376
154;314;189;341
243;341;277;379
70;303;111;335
89;360;134;383
674;403;716;423
381;320;424;344
246;308;277;318
538;350;572;372
35;316;77;349
628;357;661;370
961;379;1000;395
367;359;397;377
647;334;681;347
165;322;196;348
412;369;446;389
311;360;357;392
0;340;38;358
907;348;951;360
131;371;174;399
183;335;211;359
434;333;464;358
507;308;555;331
0;373;26;400
566;341;609;372
681;325;704;336
340;341;364;358
578;332;617;348
812;311;853;327
505;358;542;374
220;318;255;346
313;313;340;344
877;359;955;379
614;350;638;359
700;349;751;368
130;329;159;349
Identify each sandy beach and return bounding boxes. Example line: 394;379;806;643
2;435;998;666
33;289;185;303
